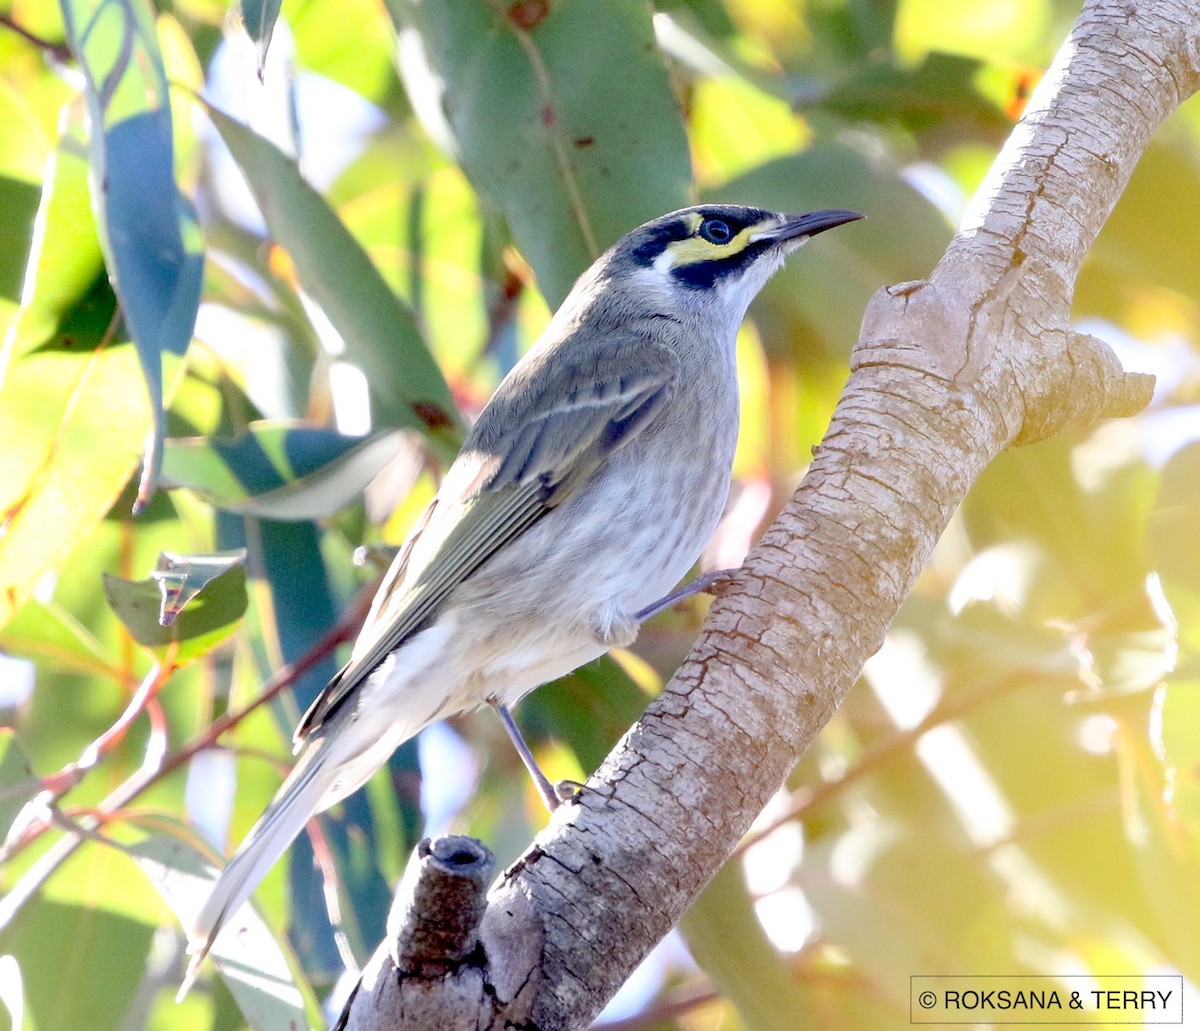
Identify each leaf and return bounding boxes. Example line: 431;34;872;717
242;516;341;713
0;598;116;680
0;116;155;630
103;561;247;663
163;423;406;519
816;51;1013;138
1124;679;1200;981
392;0;692;306
1149;442;1200;648
130;835;313;1031
2;898;154;1031
204;104;461;443
289;796;394;979
241;0;284;76
682;862;817;1031
59;0;204;512
151;549;248;627
0;731;37;846
0;176;41;307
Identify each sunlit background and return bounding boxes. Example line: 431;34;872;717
0;0;1197;1028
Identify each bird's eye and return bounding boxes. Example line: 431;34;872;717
698;218;733;244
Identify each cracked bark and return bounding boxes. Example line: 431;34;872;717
340;2;1197;1028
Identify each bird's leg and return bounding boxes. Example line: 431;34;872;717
634;567;743;623
494;704;578;813
496;569;743;812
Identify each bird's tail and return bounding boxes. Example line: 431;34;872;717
179;741;330;998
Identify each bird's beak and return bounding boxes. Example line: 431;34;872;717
752;209;865;245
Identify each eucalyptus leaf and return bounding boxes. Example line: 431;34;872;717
0;599;115;680
59;0;203;511
4;898;154;1031
205;104;461;445
163;423;406;520
0;117;150;630
131;835;313;1031
392;0;691;307
103;562;247;662
152;549;248;627
241;0;284;76
0;731;37;846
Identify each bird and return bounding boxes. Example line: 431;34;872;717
183;203;863;987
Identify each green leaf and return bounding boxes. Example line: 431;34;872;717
393;0;692;306
0;116;153;630
130;835;314;1031
682;862;817;1031
151;549;248;627
0;731;37;847
0;173;41;306
1149;442;1200;648
246;516;341;713
59;0;204;512
816;51;1013;138
163;423;406;519
1;898;154;1031
205;104;462;444
241;0;284;76
102;561;247;663
0;598;116;680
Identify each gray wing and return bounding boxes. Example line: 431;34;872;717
294;331;679;740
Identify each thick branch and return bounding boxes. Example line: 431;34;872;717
342;2;1199;1028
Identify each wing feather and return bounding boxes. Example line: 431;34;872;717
295;331;678;739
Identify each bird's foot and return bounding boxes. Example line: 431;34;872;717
634;566;744;623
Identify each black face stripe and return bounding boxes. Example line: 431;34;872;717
670;239;773;290
630;219;693;266
624;205;779;284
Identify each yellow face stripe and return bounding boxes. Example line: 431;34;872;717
656;213;774;270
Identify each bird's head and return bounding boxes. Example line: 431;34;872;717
586;204;863;325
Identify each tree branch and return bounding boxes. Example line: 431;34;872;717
339;837;495;1031
340;1;1198;1027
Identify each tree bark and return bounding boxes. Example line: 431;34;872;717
341;1;1197;1027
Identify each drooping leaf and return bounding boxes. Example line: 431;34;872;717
205;104;461;444
0;598;116;680
59;0;204;512
391;0;692;307
163;423;406;519
131;835;313;1031
0;731;38;846
2;898;154;1031
241;0;284;77
151;549;248;627
103;561;247;663
0;116;153;630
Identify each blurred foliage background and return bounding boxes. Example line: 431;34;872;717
0;0;1197;1028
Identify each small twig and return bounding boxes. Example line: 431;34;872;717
1;653;178;858
0;589;370;932
734;670;1045;856
0;13;73;63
